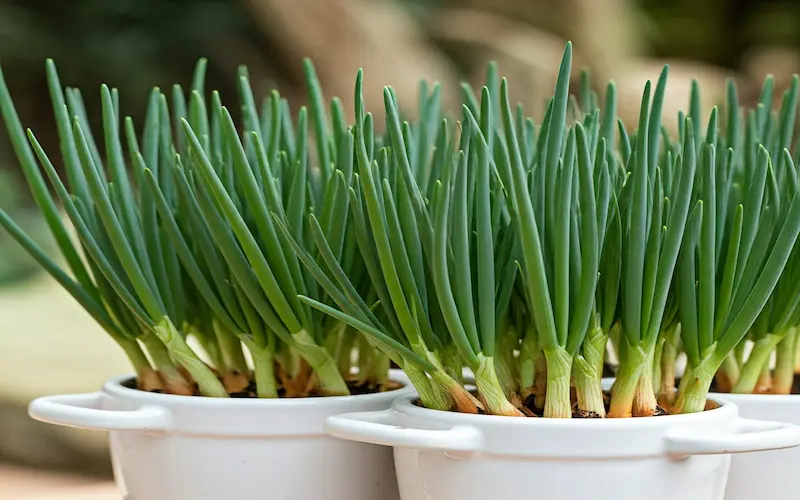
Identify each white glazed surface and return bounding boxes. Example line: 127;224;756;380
712;393;800;500
325;394;800;500
29;371;413;500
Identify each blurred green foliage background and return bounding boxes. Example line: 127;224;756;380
2;0;800;189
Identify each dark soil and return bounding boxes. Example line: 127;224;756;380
122;377;404;398
412;388;671;418
518;390;668;418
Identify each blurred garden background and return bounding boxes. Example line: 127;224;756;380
1;0;800;488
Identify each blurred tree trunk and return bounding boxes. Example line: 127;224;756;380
245;0;458;128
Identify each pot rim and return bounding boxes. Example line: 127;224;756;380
325;393;800;458
28;370;414;436
389;393;735;427
100;370;411;408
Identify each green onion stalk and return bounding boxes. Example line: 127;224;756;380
494;303;522;401
0;60;224;396
657;294;682;406
774;328;800;394
513;294;539;401
0;62;163;392
0;56;394;398
580;75;622;418
178;58;390;395
142;125;281;397
291;65;530;416
673;78;800;411
609;66;699;418
708;75;800;397
174;65;359;396
507;63;622;416
646;115;687;406
463;64;539;406
489;43;607;418
429;109;523;416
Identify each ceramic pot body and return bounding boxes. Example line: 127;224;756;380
29;372;412;500
325;394;800;500
712;393;800;500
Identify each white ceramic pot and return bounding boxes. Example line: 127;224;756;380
711;393;800;500
325;394;800;500
28;371;413;500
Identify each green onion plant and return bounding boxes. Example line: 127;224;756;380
0;58;391;398
3;41;800;414
683;74;800;403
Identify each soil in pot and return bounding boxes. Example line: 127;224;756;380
522;390;669;418
412;389;694;418
122;377;404;398
415;391;720;417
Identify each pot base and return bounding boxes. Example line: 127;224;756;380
112;432;398;499
325;394;800;500
395;450;730;500
29;372;413;500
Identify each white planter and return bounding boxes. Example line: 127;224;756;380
28;371;413;500
325;394;800;500
711;392;800;500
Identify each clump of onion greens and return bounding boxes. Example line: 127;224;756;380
485;44;598;418
0;57;393;398
290;65;528;415
8;43;800;415
679;73;800;405
0;60;225;397
675;75;800;413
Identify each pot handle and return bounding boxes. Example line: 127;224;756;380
664;417;800;457
28;392;172;432
325;409;482;452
